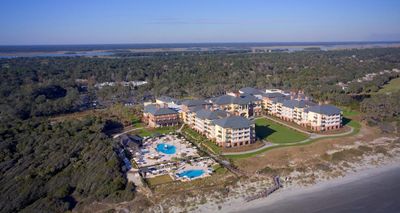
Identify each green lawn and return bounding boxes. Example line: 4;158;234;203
134;126;177;137
255;118;309;144
341;108;360;117
145;174;174;186
225;118;361;159
374;77;400;95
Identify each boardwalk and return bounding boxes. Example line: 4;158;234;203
245;176;282;202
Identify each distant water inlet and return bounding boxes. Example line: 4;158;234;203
177;169;205;179
156;143;176;155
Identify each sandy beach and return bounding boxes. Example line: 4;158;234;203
234;163;400;212
188;135;400;213
194;160;400;213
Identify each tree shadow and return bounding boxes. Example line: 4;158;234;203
255;124;276;140
342;117;352;126
102;119;124;136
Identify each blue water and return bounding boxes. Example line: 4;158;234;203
0;51;114;58
177;169;205;179
156;143;176;155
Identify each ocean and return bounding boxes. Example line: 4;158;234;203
242;167;400;213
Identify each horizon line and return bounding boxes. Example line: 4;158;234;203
1;40;400;47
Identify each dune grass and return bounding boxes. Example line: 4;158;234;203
146;174;174;186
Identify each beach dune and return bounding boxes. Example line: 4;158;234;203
230;164;400;213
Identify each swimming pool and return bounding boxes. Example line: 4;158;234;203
177;169;205;179
156;143;176;154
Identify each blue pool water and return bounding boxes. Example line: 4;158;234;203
156;143;176;154
177;169;205;179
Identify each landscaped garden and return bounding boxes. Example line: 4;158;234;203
181;127;221;154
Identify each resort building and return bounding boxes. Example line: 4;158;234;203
181;99;211;125
209;94;262;118
142;104;179;128
194;109;230;138
280;100;316;125
262;92;287;113
155;96;182;112
266;96;287;117
306;105;342;131
212;116;255;147
142;87;343;150
239;87;264;99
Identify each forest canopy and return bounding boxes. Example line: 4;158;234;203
1;47;400;212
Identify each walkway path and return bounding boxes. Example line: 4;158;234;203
245;176;282;202
112;127;144;139
222;142;276;155
176;123;185;133
222;117;355;156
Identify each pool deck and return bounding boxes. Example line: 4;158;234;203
143;157;215;181
131;133;219;182
134;134;200;167
175;165;212;181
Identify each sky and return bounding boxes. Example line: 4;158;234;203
0;0;400;45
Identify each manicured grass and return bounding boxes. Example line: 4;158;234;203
225;118;361;159
255;118;309;144
146;174;174;186
135;126;177;137
225;146;277;159
341;108;360;117
374;77;400;95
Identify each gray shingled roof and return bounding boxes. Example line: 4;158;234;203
261;92;286;98
211;95;236;105
271;96;289;103
237;94;259;104
212;116;252;129
282;100;307;109
157;96;181;104
196;109;229;120
144;104;178;116
211;94;258;105
307;105;341;115
181;99;208;107
188;106;204;113
239;87;263;95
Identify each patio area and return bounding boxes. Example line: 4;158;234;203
133;134;200;167
142;157;216;182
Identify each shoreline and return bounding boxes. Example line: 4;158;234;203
194;153;400;213
232;162;400;213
